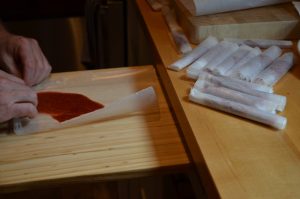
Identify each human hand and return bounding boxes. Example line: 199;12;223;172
0;32;52;86
0;70;38;123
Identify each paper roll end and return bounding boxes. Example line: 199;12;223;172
274;116;287;130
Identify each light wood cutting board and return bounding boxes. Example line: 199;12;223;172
0;66;189;191
176;2;300;44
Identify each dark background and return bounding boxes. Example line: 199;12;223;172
0;0;86;21
0;0;153;72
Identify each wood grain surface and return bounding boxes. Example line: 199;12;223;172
136;0;300;198
0;66;190;191
176;2;300;44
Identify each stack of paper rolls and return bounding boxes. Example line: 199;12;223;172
168;36;293;129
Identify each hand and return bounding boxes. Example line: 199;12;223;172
0;70;38;123
0;32;52;86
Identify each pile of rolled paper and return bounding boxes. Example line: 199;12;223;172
169;36;294;130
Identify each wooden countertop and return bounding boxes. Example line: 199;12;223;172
136;1;300;198
0;66;189;191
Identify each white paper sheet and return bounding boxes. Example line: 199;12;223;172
13;87;157;135
178;0;291;16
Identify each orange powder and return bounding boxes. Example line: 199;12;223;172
37;91;104;122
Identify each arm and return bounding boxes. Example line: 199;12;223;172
0;22;52;86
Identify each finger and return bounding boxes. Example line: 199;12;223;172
0;70;25;84
36;53;52;84
1;53;23;78
16;38;37;86
16;37;52;86
0;79;38;106
28;39;52;86
27;39;41;85
11;89;38;106
33;44;52;84
11;103;38;119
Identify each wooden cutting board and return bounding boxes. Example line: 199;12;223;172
0;66;189;191
176;2;300;44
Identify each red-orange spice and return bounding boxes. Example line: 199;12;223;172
37;91;104;122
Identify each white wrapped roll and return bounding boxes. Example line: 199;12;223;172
293;1;300;15
225;47;261;76
197;72;287;111
211;45;253;76
169;36;218;71
162;7;192;54
198;71;273;93
224;38;293;49
204;42;239;71
146;0;162;11
171;31;193;54
254;52;294;87
195;80;278;113
186;41;235;78
187;67;202;79
236;46;282;82
189;88;287;130
178;0;291;16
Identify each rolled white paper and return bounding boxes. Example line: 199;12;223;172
187;67;203;79
189;88;287;130
171;30;193;54
198;71;273;93
195;80;278;113
146;0;163;11
162;6;192;54
204;42;239;71
225;47;261;76
178;0;291;16
293;1;300;15
211;45;253;76
236;46;282;82
224;38;293;49
186;41;235;78
254;52;294;87
197;72;287;111
169;36;218;71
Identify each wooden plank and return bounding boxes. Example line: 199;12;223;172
0;66;190;191
136;1;300;198
176;2;300;44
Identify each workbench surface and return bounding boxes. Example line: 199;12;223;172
136;0;300;198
